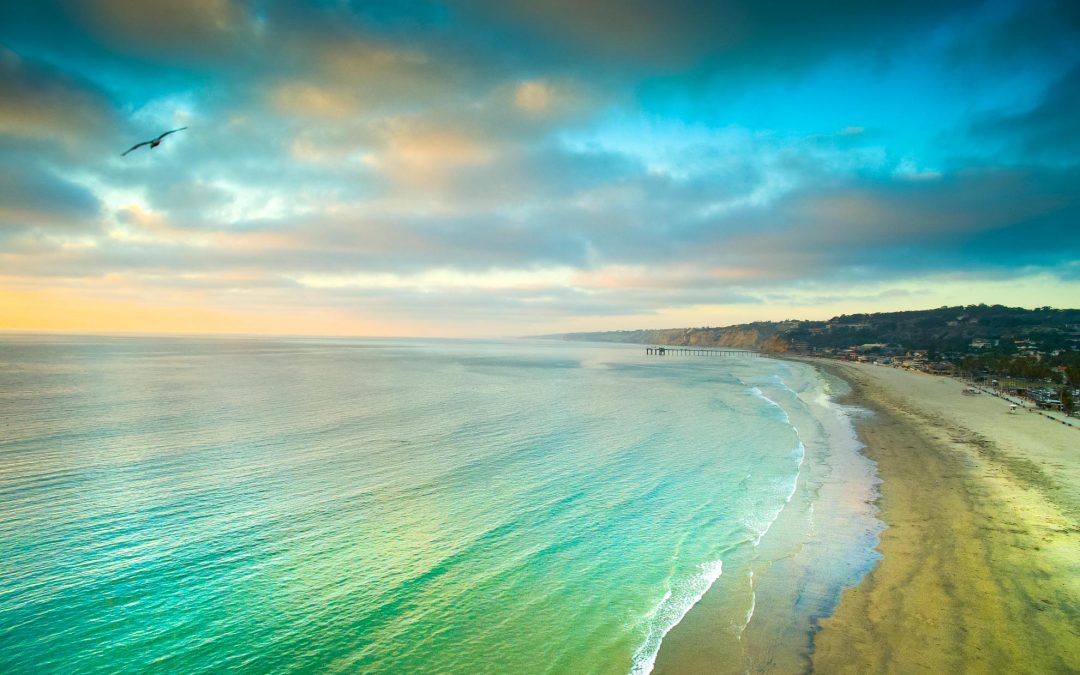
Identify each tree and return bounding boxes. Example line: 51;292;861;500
1061;387;1075;415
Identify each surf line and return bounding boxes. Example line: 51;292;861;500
629;559;724;675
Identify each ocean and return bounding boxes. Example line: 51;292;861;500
0;336;881;674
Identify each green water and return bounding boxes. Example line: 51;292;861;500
0;336;877;673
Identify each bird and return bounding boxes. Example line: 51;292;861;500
121;127;188;156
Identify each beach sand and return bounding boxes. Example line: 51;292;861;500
811;361;1080;673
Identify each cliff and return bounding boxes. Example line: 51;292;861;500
558;322;793;352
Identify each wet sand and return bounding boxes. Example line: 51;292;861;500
811;361;1080;673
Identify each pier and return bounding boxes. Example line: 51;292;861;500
645;347;762;357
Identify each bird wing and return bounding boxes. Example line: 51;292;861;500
155;126;188;141
121;140;153;156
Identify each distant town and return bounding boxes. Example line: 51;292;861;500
559;305;1080;415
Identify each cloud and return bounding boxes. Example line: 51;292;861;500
699;165;1080;279
372;119;496;185
455;0;982;77
0;162;101;232
71;0;257;65
969;65;1080;162
0;0;1077;335
270;81;358;120
11;146;1075;293
264;38;462;120
147;179;235;223
0;48;117;155
513;81;554;114
946;0;1079;69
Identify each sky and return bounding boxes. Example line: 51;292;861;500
0;0;1077;337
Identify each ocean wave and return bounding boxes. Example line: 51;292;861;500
743;477;795;547
747;386;790;425
740;381;806;544
629;559;724;675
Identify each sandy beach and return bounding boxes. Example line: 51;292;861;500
812;360;1080;673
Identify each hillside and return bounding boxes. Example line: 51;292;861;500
558;322;794;352
558;305;1080;355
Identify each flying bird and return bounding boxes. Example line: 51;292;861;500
121;127;188;156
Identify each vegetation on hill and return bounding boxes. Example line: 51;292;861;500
558;305;1080;388
780;305;1080;353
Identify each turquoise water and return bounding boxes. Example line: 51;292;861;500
0;336;874;674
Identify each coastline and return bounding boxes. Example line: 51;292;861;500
653;359;883;674
652;356;1079;674
810;360;1080;673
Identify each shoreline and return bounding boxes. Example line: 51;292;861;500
653;359;883;674
652;356;1079;674
810;359;1080;673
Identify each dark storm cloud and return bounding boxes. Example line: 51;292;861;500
969;65;1080;162
688;165;1080;280
453;0;982;76
945;0;1080;67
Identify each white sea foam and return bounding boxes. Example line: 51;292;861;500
737;570;756;637
740;381;807;544
753;381;807;463
772;374;802;400
745;589;756;627
629;559;724;675
757;382;807;466
748;386;790;424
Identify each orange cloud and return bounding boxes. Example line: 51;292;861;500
74;0;252;60
295;39;454;111
514;80;555;114
319;42;430;80
370;120;495;186
270;81;358;119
